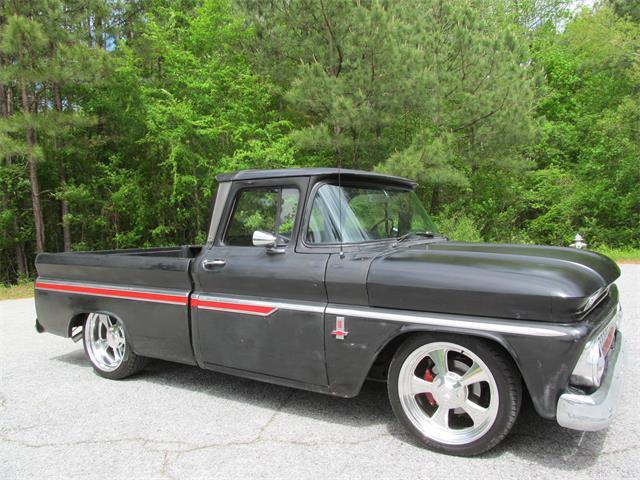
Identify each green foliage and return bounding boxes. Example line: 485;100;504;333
242;0;537;201
593;247;640;263
608;0;640;22
525;6;640;248
434;209;484;243
118;0;292;244
1;0;639;284
522;165;577;244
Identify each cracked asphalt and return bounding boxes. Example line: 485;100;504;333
1;265;639;480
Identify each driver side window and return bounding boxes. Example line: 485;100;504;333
224;187;299;246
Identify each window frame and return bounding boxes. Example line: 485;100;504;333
299;179;418;252
215;179;305;250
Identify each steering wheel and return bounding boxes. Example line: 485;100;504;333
369;217;393;237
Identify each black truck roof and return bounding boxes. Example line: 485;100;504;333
215;168;417;188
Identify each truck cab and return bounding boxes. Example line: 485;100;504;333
193;169;433;388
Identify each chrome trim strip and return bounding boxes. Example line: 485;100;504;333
326;305;569;337
595;303;622;345
38;279;571;337
193;294;567;336
38;292;185;306
195;294;326;314
207;181;231;243
195;305;274;316
35;278;189;305
36;278;190;296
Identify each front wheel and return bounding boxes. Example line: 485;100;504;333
388;333;521;456
83;313;148;379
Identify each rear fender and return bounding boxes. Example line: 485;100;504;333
68;310;140;353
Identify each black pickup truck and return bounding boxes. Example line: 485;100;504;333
34;168;623;456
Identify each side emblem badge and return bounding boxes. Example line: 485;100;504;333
331;316;349;340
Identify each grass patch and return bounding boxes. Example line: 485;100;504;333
593;247;640;263
0;281;34;300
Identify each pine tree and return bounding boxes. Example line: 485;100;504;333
240;0;537;210
0;5;49;253
0;0;109;261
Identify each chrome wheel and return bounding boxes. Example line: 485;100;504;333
397;341;499;445
84;313;126;372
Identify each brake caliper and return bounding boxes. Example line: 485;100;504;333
424;368;437;407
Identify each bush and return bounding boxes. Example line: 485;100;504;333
434;209;484;243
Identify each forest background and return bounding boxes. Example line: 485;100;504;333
1;0;639;286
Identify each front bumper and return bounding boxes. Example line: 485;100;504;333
556;332;623;431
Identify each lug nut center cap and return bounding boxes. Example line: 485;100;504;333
106;329;121;349
435;374;465;407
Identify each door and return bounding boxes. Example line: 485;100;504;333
192;178;330;386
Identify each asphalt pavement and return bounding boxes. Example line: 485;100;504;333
1;265;639;480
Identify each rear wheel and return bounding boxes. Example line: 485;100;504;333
388;333;521;456
83;313;147;379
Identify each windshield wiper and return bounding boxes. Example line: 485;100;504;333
392;231;436;247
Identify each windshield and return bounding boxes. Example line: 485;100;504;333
306;183;439;244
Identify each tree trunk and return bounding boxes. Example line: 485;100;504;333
430;187;440;212
96;16;106;50
0;80;7;117
21;82;45;253
53;82;71;251
333;125;342;168
88;15;93;47
2;80;27;277
28;150;45;253
60;166;71;251
16;244;27;277
350;128;359;169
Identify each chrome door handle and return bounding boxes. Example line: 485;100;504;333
202;259;226;270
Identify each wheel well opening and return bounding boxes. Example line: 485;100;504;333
366;330;528;396
367;332;414;382
68;313;88;338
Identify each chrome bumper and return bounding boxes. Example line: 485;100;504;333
556;332;623;431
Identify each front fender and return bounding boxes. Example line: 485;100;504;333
324;294;617;419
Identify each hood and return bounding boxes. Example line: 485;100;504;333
366;242;620;322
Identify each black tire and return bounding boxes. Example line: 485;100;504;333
388;332;522;456
82;313;148;380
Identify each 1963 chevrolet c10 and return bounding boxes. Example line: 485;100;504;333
34;168;623;456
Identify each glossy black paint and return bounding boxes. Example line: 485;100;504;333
216;167;416;188
34;169;622;421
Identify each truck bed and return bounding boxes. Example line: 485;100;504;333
34;246;202;365
36;246;202;288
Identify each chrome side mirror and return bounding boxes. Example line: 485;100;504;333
252;231;286;254
252;230;277;247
